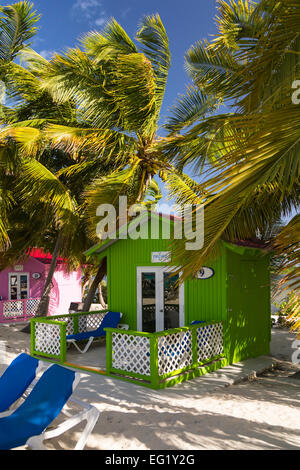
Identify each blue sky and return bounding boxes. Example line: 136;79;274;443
31;0;218;131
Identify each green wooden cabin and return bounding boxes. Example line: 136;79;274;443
86;213;271;365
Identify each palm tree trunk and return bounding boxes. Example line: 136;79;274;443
82;258;107;312
82;271;92;298
98;282;107;309
35;232;63;317
137;172;152;202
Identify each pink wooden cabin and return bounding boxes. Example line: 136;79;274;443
0;249;82;323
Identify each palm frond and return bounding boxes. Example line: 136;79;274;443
0;1;39;62
113;52;157;134
185;38;242;99
136;14;171;120
17;157;76;226
1;124;44;156
142;177;162;209
84;165;145;239
273;214;300;336
165;85;219;134
212;0;263;51
45;124;137;164
82;18;137;60
274;214;300;293
165;171;204;207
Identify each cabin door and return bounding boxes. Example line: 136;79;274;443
137;267;184;333
8;273;30;300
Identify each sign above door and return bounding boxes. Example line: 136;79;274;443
14;265;24;272
151;252;171;263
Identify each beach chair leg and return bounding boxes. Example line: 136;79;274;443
27;402;100;450
67;337;94;354
26;434;47;450
74;407;100;450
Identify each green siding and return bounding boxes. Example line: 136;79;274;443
103;218;229;330
185;247;227;325
107;233;176;329
93;215;271;365
225;246;271;363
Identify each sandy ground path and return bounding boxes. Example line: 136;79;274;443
0;324;299;450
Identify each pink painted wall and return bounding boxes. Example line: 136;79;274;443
0;257;82;316
0;257;45;301
48;265;82;316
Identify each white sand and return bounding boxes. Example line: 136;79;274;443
0;324;299;450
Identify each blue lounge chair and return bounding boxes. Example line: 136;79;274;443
0;363;99;450
0;353;43;414
66;311;123;354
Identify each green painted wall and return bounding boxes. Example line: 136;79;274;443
93;216;271;364
224;244;271;363
106;220;178;330
185;245;227;326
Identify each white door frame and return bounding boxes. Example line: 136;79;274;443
137;267;184;332
8;273;30;300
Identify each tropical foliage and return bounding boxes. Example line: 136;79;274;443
0;3;173;314
0;3;114;313
0;1;299;328
163;0;299;331
0;9;186;239
0;1;39;249
12;14;174;225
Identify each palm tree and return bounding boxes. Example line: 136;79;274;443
3;14;198;311
273;215;300;332
0;1;39;249
0;10;166;315
29;15;175;221
1;39;118;316
164;0;299;327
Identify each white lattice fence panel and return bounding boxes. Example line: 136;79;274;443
54;316;74;335
78;313;105;333
158;331;193;376
112;333;151;376
25;299;39;316
197;323;223;362
3;301;24;318
34;323;62;357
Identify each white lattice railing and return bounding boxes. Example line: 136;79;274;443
34;321;63;359
31;311;109;363
0;298;40;323
197;323;224;362
105;321;224;387
78;311;106;333
31;313;224;386
155;322;223;378
111;331;151;377
157;330;193;376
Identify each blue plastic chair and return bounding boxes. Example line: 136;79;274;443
66;311;122;353
0;364;99;450
0;353;41;413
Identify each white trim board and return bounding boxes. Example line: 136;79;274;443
136;266;184;332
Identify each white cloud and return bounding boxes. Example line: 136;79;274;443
39;50;56;60
71;0;108;27
95;17;106;27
